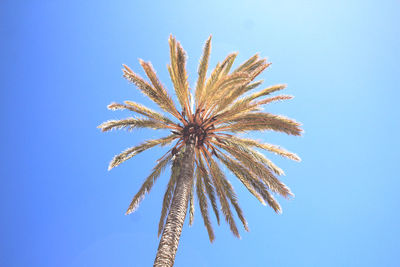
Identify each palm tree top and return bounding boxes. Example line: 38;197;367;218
98;35;302;242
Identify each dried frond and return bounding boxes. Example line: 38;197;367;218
195;166;215;242
195;35;212;103
203;149;240;237
217;152;282;213
197;153;220;224
125;154;173;215
222;138;285;176
108;134;177;170
98;118;168;132
217;153;266;205
158;152;182;236
220;173;249;231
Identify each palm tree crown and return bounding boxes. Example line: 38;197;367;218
98;35;302;266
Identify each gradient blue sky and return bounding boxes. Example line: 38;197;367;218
1;1;399;266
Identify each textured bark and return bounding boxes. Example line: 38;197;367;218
153;138;195;267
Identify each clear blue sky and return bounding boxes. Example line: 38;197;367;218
1;0;399;266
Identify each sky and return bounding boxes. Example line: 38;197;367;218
1;0;399;266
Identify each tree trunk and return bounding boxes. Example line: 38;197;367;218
153;138;195;267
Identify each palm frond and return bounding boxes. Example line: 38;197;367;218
139;60;180;117
200;52;238;109
125;153;173;215
122;65;178;118
195;35;212;104
98;118;168;132
108;102;175;125
215;112;302;136
158;152;182;236
225;136;301;162
214;94;292;125
204;72;251;115
217;152;282;213
197;152;220;225
212;139;292;198
202;148;240;237
233;54;259;73
108;134;177;170
217;153;265;205
243;80;263;94
243;84;287;103
223;138;284;176
220;52;238;75
195;166;215;242
168;36;191;117
220;173;249;231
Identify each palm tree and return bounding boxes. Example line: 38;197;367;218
98;35;302;267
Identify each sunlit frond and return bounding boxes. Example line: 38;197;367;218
98;118;168;132
108;134;177;170
243;84;287;103
122;65;178;118
195;35;212;104
215;112;302;136
139;60;180;117
107;102;175;125
125;154;173;215
233;54;259;73
168;36;191;117
224;136;301;162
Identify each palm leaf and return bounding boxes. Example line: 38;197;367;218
197;153;220;224
217;152;282;213
98;118;168;132
202;149;240;237
139;60;180;117
195;166;215;242
225;136;301;162
107;102;175;125
212;140;292;198
217;153;266;205
195;35;212;104
125;153;173;215
108;134;177;170
216;112;302;136
122;65;177;117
